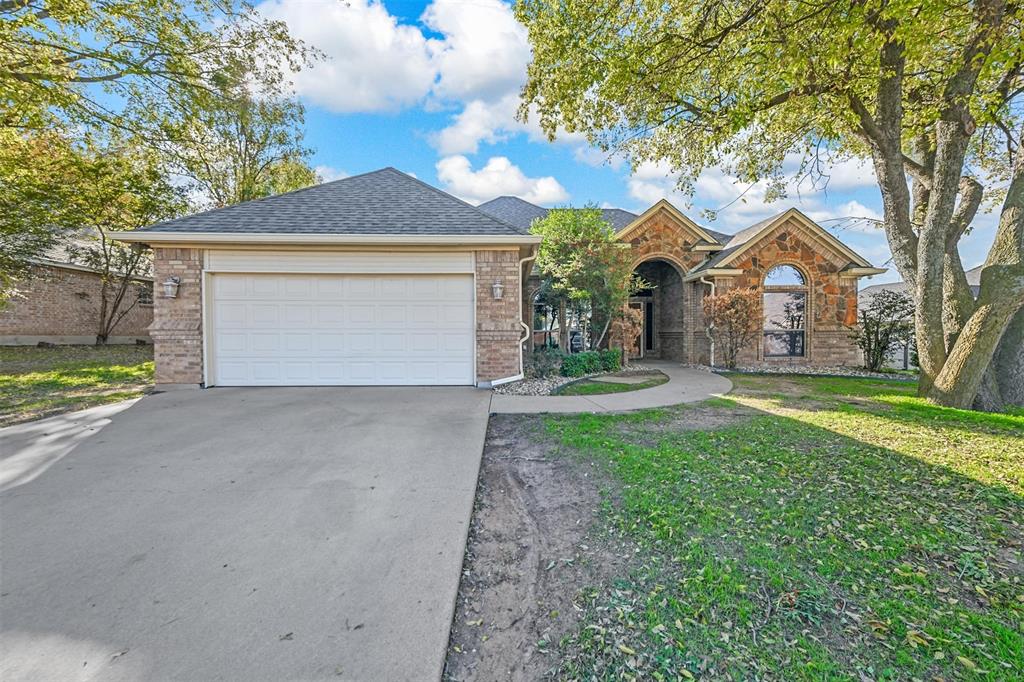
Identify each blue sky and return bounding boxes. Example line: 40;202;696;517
259;0;999;285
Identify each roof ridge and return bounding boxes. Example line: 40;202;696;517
384;168;527;236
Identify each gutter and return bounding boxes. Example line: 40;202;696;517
699;276;716;368
108;231;541;246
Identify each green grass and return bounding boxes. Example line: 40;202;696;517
555;372;669;396
544;373;1023;680
0;345;154;426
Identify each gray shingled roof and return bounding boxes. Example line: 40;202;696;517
477;196;638;232
694;213;784;271
138;167;526;236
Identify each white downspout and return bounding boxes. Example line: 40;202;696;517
699;276;716;368
486;244;539;387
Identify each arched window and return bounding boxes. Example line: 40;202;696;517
763;265;807;357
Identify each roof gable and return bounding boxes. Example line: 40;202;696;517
615;200;723;246
137;167;525;237
700;208;873;271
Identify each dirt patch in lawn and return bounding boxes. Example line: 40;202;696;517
443;415;635;681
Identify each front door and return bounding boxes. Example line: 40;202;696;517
627;299;655;359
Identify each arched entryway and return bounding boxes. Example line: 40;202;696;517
629;257;686;361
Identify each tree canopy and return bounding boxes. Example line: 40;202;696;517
517;0;1024;410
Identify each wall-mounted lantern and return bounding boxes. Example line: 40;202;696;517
491;280;504;300
162;276;181;299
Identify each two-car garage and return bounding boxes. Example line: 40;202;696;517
111;167;537;388
205;251;476;386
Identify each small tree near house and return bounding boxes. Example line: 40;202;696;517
530;206;647;349
702;288;761;369
58;139;185;344
853;290;916;372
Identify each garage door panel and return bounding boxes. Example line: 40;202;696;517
212;273;474;386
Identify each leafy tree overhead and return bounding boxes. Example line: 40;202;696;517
854;290;916;372
0;0;311;134
516;0;1024;410
162;52;318;208
530;207;647;348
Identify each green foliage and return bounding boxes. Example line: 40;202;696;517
0;133;185;304
161;50;317;209
526;348;566;378
531;207;647;347
561;349;622;377
515;0;1021;202
0;0;312;135
854;290;916;371
0;345;154;426
544;373;1023;678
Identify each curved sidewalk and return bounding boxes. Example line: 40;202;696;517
489;362;732;414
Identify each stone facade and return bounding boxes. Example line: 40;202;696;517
0;263;153;344
620;209;863;367
722;217;860;366
475;249;523;382
151;248;204;385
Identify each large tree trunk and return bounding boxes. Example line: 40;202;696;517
994;308;1024;406
927;148;1024;408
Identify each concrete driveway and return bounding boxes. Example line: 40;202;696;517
0;386;491;681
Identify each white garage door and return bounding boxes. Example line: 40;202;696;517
210;273;475;386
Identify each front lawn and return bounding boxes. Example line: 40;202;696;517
554;371;669;396
0;345;154;427
447;373;1024;680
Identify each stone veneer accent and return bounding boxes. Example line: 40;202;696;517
151;248;203;384
622;210;716;365
0;263;153;343
474;249;523;382
722;216;861;366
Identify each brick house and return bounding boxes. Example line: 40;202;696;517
112;168;882;388
480;197;885;367
0;257;154;346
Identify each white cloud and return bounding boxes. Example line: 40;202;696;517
436;155;569;205
432;95;519;155
315;165;348;183
422;0;530;102
258;0;435;113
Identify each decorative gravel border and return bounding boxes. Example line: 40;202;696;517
493;364;663;396
719;364;919;382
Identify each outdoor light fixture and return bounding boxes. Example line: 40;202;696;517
491;280;504;300
162;276;181;299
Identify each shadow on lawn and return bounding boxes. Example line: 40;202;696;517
543;387;1024;680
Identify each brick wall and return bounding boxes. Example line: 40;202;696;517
475;249;522;382
151;248;203;385
0;263;152;343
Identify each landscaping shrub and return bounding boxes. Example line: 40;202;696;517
598;348;622;372
560;349;622;377
525;348;565;378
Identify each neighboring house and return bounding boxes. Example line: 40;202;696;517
112;167;884;389
857;265;983;369
481;196;884;368
0;249;154;346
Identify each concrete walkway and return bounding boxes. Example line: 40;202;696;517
1;387;490;682
490;362;732;414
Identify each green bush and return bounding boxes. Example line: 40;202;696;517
560;349;622;377
526;348;565;378
598;349;622;372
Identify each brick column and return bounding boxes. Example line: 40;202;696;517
151;248;203;385
475;249;522;382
